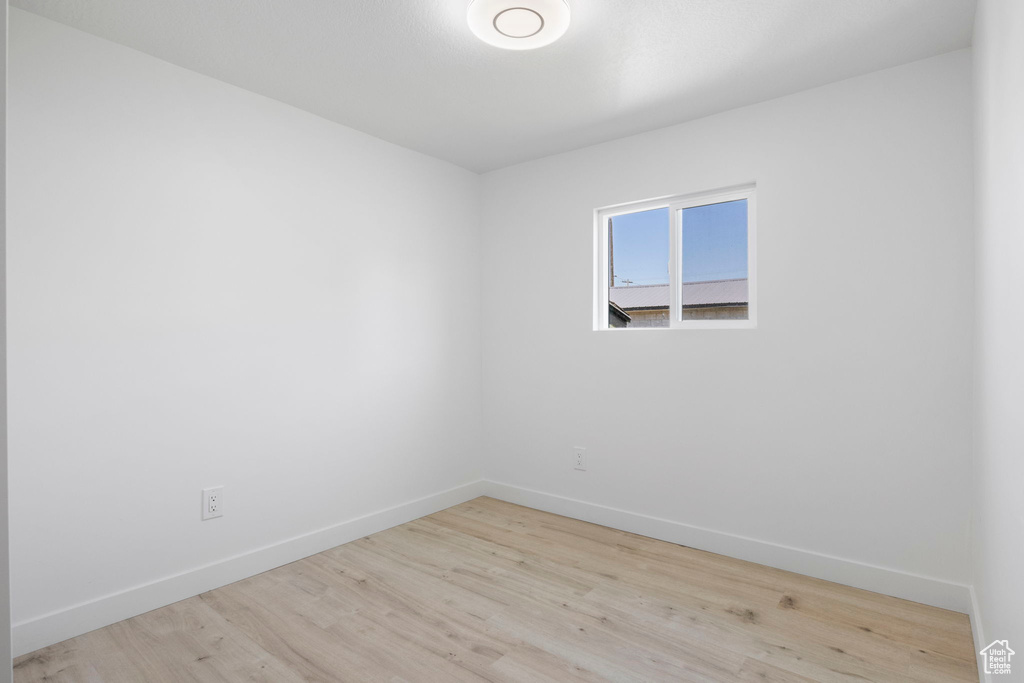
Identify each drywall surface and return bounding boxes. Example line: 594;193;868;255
971;0;1024;669
481;51;975;588
7;8;481;638
2;3;13;679
8;0;976;172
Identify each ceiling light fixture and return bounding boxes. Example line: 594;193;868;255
468;0;571;50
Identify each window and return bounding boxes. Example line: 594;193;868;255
595;185;756;330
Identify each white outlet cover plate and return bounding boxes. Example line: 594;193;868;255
573;447;586;471
202;486;224;520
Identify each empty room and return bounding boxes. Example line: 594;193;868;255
0;0;1021;681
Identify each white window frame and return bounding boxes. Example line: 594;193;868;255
594;184;757;331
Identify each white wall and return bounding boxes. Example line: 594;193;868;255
2;2;13;679
971;0;1024;668
6;4;987;660
481;51;975;601
7;8;482;651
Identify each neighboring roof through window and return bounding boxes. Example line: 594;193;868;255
609;278;748;310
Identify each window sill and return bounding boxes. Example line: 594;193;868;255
596;320;757;331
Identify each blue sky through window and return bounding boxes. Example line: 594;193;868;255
609;207;669;286
609;200;747;287
681;200;748;283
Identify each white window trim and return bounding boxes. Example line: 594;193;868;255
593;184;757;331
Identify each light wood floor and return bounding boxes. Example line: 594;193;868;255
14;497;978;682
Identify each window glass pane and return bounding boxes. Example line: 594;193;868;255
608;207;669;328
680;199;749;321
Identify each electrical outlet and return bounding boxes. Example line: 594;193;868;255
573;446;587;471
202;486;224;520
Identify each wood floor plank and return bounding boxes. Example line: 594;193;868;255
13;596;305;683
14;497;978;682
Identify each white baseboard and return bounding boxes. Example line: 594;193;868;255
970;586;990;683
14;478;976;659
12;479;488;657
481;480;972;614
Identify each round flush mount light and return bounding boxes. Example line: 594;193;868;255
468;0;571;50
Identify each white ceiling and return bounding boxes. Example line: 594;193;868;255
12;0;976;172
